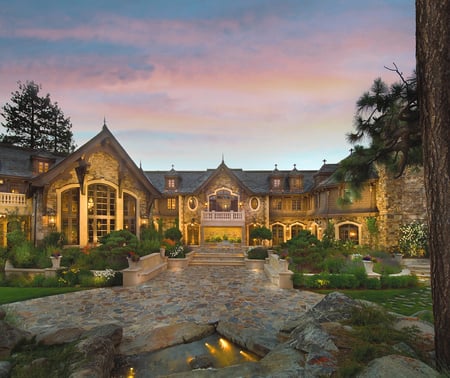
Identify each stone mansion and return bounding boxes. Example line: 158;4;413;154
0;125;426;249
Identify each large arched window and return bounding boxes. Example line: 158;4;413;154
61;188;79;244
209;189;238;212
123;193;136;235
87;184;116;243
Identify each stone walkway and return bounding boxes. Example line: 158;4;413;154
2;266;323;345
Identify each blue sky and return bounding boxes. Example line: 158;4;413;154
0;0;415;171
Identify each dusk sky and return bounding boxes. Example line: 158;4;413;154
0;1;415;171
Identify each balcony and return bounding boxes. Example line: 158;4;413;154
201;211;245;226
0;192;27;207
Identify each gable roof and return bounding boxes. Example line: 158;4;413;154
31;124;160;195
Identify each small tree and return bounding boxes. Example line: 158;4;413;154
250;226;272;245
164;227;182;243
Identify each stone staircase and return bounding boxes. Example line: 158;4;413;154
402;258;431;281
188;245;246;266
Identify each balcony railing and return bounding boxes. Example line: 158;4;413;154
0;192;27;206
201;211;245;225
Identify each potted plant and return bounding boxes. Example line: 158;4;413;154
126;251;140;268
50;251;62;268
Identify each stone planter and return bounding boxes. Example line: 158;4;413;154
245;258;266;270
160;247;166;258
127;257;140;269
167;257;189;270
363;260;374;274
394;253;403;263
50;256;62;269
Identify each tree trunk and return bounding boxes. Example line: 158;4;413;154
416;0;450;370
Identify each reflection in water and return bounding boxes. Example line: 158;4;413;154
114;333;259;377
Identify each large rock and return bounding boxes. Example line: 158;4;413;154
259;343;305;376
0;319;33;359
82;324;123;348
36;326;84;346
0;361;11;378
70;336;116;378
307;291;360;322
357;354;439;377
289;317;338;353
120;322;215;355
216;321;279;357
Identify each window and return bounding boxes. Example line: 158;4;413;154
87;184;116;243
273;178;281;188
290;177;302;190
61;188;79;244
291;224;304;239
188;197;197;210
272;199;282;210
339;224;359;244
292;198;301;211
272;224;284;245
250;197;259;210
123;193;136;234
38;161;49;173
167;198;176;210
167;178;176;188
208;189;238;212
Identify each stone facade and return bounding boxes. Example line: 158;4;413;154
0;126;426;250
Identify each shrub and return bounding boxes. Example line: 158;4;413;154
249;226;272;245
247;247;268;259
164;227;182;242
322;255;347;273
363;278;382;289
380;274;418;289
42;232;66;249
398;221;428;257
99;229;138;251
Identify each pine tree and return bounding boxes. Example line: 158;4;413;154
1;81;76;154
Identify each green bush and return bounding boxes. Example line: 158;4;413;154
380;275;418;289
322;255;346;273
164;227;182;242
99;229;138;251
363;278;382;289
42;232;66;249
247;247;268;259
137;239;160;255
249;226;272;244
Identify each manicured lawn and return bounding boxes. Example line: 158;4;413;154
315;285;433;318
0;287;87;305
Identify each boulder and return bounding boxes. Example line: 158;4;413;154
0;319;33;359
36;326;84;346
0;361;11;378
120;322;215;355
70;336;116;378
82;324;123;348
216;321;279;357
307;291;360;322
289;317;338;353
357;354;439;378
259;343;306;376
188;354;214;369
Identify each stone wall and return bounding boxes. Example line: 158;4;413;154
375;165;426;249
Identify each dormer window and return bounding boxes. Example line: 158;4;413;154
167;178;176;189
32;158;52;175
273;178;281;188
38;161;49;173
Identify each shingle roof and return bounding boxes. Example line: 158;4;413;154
144;167;318;194
0;143;65;178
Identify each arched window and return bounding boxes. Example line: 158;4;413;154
123;193;136;235
291;224;304;239
61;188;79;244
87;184;116;243
209;189;238;212
272;224;284;245
339;223;359;244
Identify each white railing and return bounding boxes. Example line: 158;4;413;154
0;192;27;206
201;211;245;224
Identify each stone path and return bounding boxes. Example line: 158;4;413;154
2;267;323;346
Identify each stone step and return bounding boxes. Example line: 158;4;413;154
189;251;246;266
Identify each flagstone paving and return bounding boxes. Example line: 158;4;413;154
2;266;323;344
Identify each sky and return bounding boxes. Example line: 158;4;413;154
0;0;416;172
